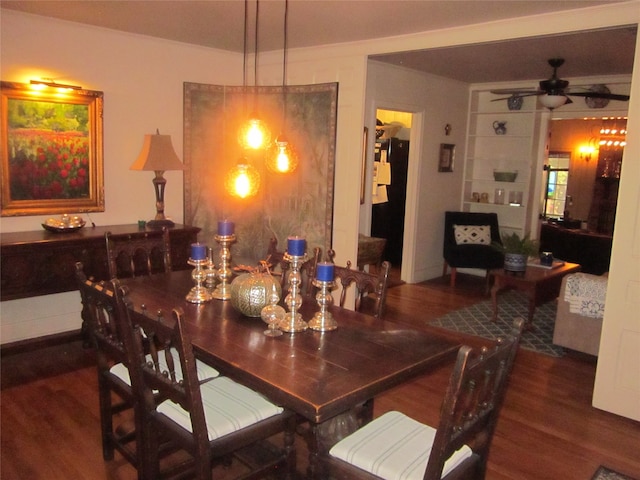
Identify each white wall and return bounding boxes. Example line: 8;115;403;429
0;10;369;343
364;61;469;282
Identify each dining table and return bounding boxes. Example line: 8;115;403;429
121;270;460;478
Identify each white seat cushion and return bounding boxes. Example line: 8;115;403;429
329;411;473;480
109;348;219;385
157;376;283;441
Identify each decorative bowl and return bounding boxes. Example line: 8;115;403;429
42;215;86;233
493;171;518;182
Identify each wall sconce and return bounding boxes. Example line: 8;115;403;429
130;130;184;227
579;144;595;162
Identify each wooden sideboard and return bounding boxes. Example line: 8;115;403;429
1;224;200;301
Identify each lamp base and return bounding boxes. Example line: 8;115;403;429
146;218;175;229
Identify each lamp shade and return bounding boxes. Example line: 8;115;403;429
130;133;184;171
539;94;568;109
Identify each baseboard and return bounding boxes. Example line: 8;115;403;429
0;329;83;357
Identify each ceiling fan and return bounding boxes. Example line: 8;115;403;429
490;58;630;109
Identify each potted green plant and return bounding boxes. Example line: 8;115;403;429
493;232;539;273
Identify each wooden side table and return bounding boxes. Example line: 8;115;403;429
490;261;581;328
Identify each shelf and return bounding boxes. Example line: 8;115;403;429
464;201;525;209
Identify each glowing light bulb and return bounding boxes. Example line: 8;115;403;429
238;115;271;150
225;162;260;198
265;136;298;174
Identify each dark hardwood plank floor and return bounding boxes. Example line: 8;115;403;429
2;272;639;479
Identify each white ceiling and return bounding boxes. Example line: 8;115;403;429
1;0;637;83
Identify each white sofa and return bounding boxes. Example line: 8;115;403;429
553;272;607;356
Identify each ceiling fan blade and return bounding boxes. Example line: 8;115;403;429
490;93;541;102
490;88;538;95
567;92;630;101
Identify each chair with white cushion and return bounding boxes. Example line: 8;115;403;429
124;304;297;479
325;318;524;480
76;262;219;476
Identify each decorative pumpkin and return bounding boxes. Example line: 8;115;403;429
230;272;282;317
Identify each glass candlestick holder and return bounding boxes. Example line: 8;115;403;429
205;246;217;290
308;279;337;331
186;257;212;303
261;282;285;337
278;252;308;333
212;233;236;300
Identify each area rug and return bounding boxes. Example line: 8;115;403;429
592;466;638;480
429;290;565;357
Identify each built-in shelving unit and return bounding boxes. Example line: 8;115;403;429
462;90;545;236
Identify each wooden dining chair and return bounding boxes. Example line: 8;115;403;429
325;318;525;480
75;262;141;469
264;237;322;296
123;304;298;480
105;227;172;279
326;249;391;319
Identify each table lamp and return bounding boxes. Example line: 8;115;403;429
130;130;184;228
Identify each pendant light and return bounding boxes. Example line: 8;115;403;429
265;0;298;174
238;0;271;151
227;0;264;199
225;159;261;199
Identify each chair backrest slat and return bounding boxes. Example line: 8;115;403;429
76;262;129;368
326;249;391;318
105;227;172;279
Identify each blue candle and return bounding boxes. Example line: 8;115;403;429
191;243;206;260
316;262;334;281
287;236;306;256
218;220;234;236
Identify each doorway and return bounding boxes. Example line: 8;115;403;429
370;109;411;269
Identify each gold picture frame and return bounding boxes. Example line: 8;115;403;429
1;81;104;217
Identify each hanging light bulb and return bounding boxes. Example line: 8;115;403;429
225;160;260;198
238;0;271;151
266;0;297;173
266;135;298;173
238;114;271;150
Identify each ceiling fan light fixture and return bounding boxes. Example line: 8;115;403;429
539;94;568;109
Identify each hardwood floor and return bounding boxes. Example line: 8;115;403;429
2;273;639;479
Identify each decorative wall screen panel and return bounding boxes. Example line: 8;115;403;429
184;82;337;265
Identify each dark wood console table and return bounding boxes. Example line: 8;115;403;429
1;224;200;302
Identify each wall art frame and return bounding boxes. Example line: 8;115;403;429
438;143;455;172
184;82;338;265
1;81;104;217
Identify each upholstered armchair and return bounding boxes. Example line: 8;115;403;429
442;211;504;287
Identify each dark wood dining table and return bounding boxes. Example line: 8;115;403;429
121;270;460;478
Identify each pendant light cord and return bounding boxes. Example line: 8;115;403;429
281;0;289;131
243;0;248;89
253;0;260;111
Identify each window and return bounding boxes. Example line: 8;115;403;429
543;152;570;219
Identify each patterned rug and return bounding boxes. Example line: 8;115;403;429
429;290;565;357
592;466;639;480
